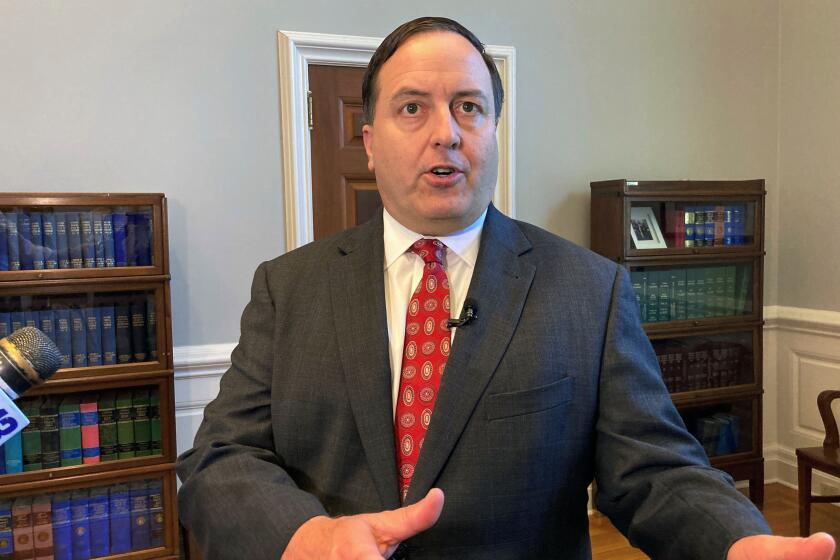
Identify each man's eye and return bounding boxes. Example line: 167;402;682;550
403;103;419;115
462;102;477;113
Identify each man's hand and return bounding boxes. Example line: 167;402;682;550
727;532;835;560
281;488;445;559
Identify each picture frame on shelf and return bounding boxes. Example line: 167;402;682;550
629;206;666;249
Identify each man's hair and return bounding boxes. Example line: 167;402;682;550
362;16;504;125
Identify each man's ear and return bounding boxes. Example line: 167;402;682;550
362;123;375;172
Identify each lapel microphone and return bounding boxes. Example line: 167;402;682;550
447;299;478;329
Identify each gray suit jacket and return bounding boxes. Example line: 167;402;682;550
176;206;769;559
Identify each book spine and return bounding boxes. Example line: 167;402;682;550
674;268;688;321
32;497;53;560
37;310;55;346
100;305;116;366
116;391;135;459
42;212;58;270
10;311;25;334
39;399;60;470
0;212;8;271
102;214;115;267
112;212;128;267
130;297;148;362
149;390;161;455
80;212;95;269
18;213;33;270
5;213;20;271
54;308;72;370
148;480;164;547
21;399;42;472
58;399;82;467
646;270;659;322
65;213;82;269
0;501;12;559
80;399;100;464
11;498;34;560
108;484;131;554
132;390;151;457
3;432;23;473
135;212;152;266
125;213;138;267
50;494;71;560
29;212;45;270
658;269;671;322
70;491;90;560
97;393;118;462
725;265;737;316
146;294;157;361
23;309;38;330
54;212;69;269
724;206;736;246
92;212;105;268
70;306;87;368
87;488;109;558
0;312;10;338
115;302;132;363
129;481;150;550
85;306;102;367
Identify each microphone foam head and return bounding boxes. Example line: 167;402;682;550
7;326;63;380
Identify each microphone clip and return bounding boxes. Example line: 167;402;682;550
447;304;477;329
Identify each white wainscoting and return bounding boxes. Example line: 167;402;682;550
764;305;840;493
172;306;840;497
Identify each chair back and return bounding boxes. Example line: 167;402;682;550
817;390;840;447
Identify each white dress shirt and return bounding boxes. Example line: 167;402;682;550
383;207;487;414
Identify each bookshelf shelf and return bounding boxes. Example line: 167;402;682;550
0;193;179;558
590;179;766;507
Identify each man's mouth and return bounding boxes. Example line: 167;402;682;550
431;167;456;177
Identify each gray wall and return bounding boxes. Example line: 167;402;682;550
778;0;840;312
1;1;783;348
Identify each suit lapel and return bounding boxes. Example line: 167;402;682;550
405;206;536;504
329;214;401;510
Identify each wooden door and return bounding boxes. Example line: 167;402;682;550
309;65;381;240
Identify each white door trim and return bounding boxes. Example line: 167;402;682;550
277;30;516;251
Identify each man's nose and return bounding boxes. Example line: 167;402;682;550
429;108;461;149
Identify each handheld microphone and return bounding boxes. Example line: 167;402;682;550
0;327;63;446
447;299;478;329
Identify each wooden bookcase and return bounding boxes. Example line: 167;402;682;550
0;193;179;559
590;179;766;507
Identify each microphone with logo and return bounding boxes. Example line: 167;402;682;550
0;327;63;446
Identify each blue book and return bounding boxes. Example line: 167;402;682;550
54;307;72;369
66;213;83;269
38;309;56;344
130;297;148;362
88;487;110;557
108;484;130;554
42;211;58;269
55;211;70;269
23;309;38;329
29;211;45;270
100;305;117;366
18;212;33;270
146;295;157;361
3;432;22;473
85;306;102;367
0;312;11;339
10;310;25;333
148;479;164;547
112;212;128;267
5;212;20;271
102;214;115;267
129;481;150;550
70;489;91;560
80;212;95;268
125;213;137;267
0;212;8;271
52;493;72;560
70;306;88;368
92;212;105;268
0;500;12;558
115;303;132;363
134;212;152;266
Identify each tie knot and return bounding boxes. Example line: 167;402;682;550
410;238;446;265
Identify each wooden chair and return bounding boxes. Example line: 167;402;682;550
796;389;840;536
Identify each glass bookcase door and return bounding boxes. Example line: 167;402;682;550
628;261;756;324
651;329;757;395
0;289;161;372
679;397;757;459
628;200;758;252
0;206;155;272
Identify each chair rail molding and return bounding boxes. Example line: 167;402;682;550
277;30;516;251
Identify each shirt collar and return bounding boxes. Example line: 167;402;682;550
383;207;487;270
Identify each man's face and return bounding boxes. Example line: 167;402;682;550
362;31;499;235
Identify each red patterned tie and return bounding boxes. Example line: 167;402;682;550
395;238;451;502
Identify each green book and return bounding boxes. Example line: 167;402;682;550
673;268;688;320
646;270;659;322
98;391;118;462
658;269;671;322
724;265;737;315
58;396;83;466
149;390;161;455
39;397;61;469
703;267;717;318
630;270;646;321
686;268;698;319
694;267;707;318
116;390;135;459
713;266;727;317
21;398;43;472
132;389;152;457
734;264;752;315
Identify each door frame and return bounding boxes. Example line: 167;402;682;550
278;30;516;251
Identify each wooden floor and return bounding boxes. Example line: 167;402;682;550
589;483;840;559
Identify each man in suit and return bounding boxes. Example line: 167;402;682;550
177;17;835;559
